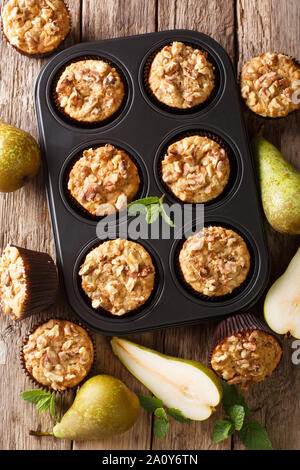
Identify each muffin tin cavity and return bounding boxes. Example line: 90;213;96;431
140;39;222;116
47;53;131;130
73;238;164;323
59;140;149;224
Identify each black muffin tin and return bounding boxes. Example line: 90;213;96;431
34;30;269;336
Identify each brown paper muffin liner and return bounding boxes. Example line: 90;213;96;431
142;40;220;115
20;317;97;394
1;1;72;59
51;55;129;129
173;222;254;303
157;129;237;207
6;246;59;320
238;53;300;120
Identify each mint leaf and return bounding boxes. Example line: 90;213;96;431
21;390;51;404
167;408;191;423
146;204;160;224
36;395;52;414
222;381;251;418
127;197;160;209
228;404;245;431
159;204;175;227
153;415;169;438
127;203;147;216
212;419;235;443
239;419;273;450
154;407;168;421
137;394;164;413
49;393;57;422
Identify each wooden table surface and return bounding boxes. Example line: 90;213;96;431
0;0;299;451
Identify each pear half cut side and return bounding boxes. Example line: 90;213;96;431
111;337;222;421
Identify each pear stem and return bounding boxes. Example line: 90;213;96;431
29;430;55;437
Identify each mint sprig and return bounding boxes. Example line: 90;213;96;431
21;389;57;422
212;382;273;450
127;195;175;227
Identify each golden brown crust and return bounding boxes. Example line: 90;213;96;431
68;144;140;216
2;0;70;55
23;319;94;391
161;135;230;203
148;41;215;109
211;329;282;389
240;52;300;117
179;226;251;296
79;239;155;316
0;245;26;317
55;60;125;122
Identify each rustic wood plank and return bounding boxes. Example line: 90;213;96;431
235;0;300;450
73;0;157;451
0;0;81;450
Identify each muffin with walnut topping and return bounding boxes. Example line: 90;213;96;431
240;52;300;117
161;135;230;203
55;59;125;123
179;226;250;297
22;319;94;391
68;144;140;216
79;239;155;316
148;41;215;109
1;0;71;55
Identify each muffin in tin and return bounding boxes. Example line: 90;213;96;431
240;52;300;118
211;313;282;389
148;41;215;109
161;135;230;203
68;144;140;216
22;319;94;391
0;244;58;319
55;59;125;123
79;239;155;316
179;226;251;297
1;0;71;55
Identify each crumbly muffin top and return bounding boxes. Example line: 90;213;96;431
79;239;155;316
56;60;125;122
240;52;300;117
0;245;26;317
148;41;215;109
23;319;94;391
211;330;282;389
161;135;230;203
2;0;70;55
179;226;251;296
68;145;140;216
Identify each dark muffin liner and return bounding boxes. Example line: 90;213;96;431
174;222;255;303
142;40;220;115
6;246;59;320
1;1;72;59
62;143;145;223
157;129;237;207
51;55;129;129
20;317;97;394
76;239;160;320
238;53;300;121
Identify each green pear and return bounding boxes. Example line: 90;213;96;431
111;337;222;421
0;121;40;192
252;134;300;235
264;247;300;339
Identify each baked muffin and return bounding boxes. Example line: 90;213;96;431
179;226;250;296
2;0;70;55
0;245;58;319
148;41;215;109
68;144;140;216
161;135;230;203
79;239;155;316
22;319;94;391
211;313;282;389
240;52;300;117
55;59;125;122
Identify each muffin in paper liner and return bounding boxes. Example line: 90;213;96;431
1;0;72;58
20;318;96;393
210;313;282;389
0;245;58;320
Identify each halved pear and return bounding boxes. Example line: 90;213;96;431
111;337;222;421
264;247;300;339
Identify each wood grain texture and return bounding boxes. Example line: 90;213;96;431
236;0;300;450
